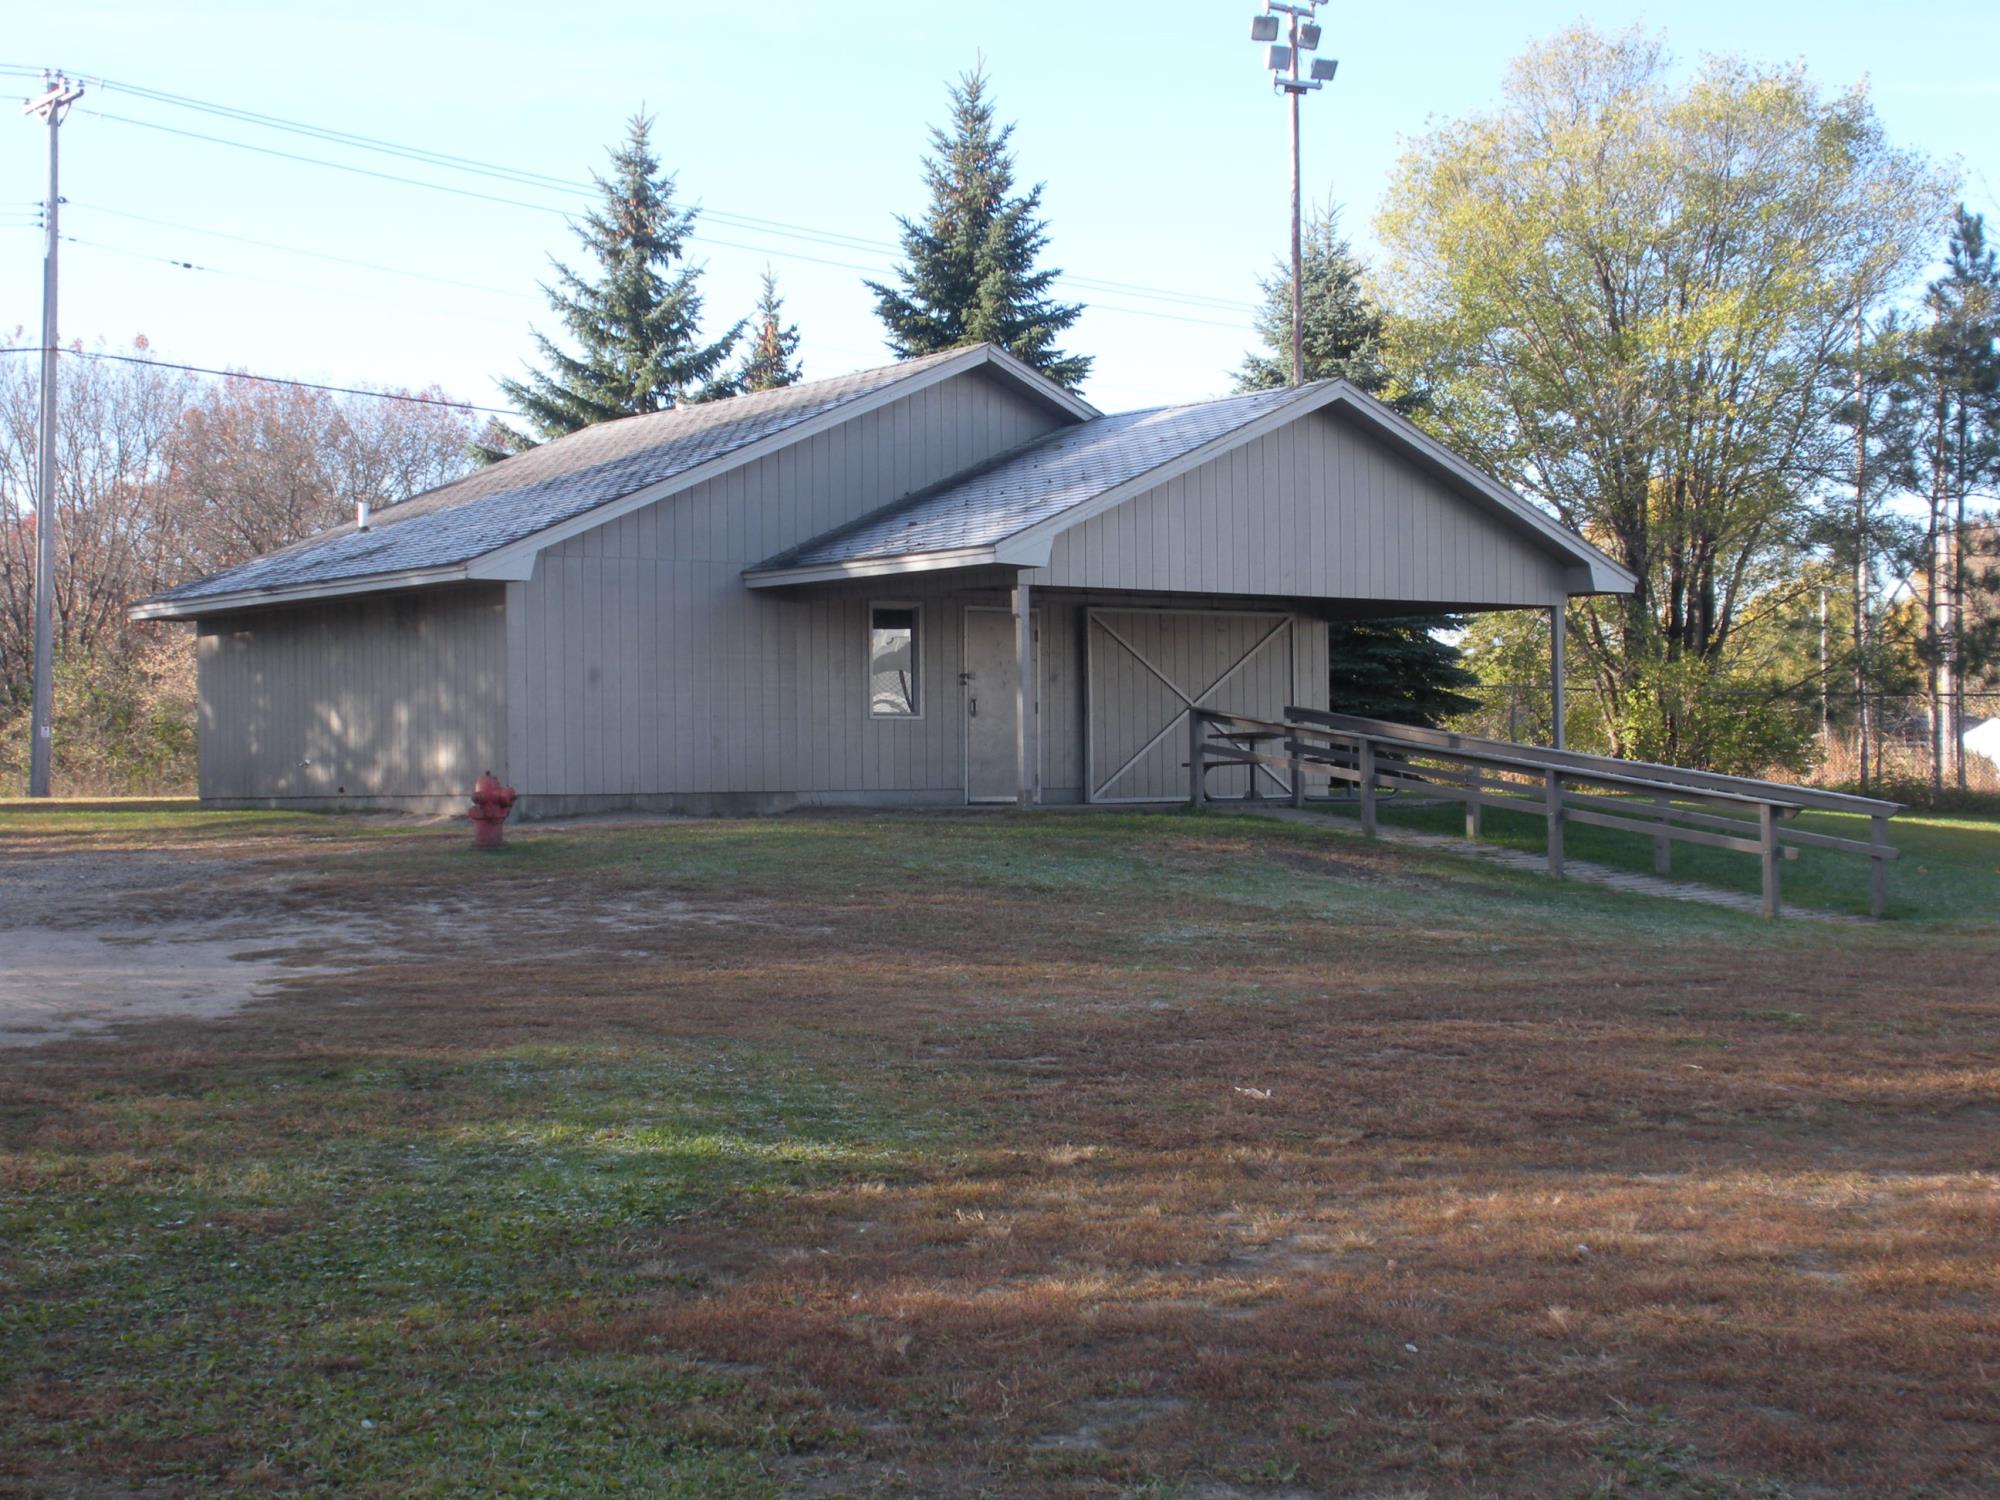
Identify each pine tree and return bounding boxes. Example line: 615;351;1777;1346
737;269;802;392
1824;311;1921;792
1903;205;2000;794
1327;615;1481;727
867;66;1091;391
474;114;740;463
1237;207;1402;403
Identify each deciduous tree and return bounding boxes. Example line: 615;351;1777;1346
0;339;474;792
1377;24;1951;769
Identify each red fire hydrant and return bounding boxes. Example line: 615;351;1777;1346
468;770;518;849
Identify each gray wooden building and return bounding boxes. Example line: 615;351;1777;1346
134;344;1633;815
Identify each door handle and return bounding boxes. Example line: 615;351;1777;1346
969;696;977;718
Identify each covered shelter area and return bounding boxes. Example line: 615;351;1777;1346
133;344;1631;815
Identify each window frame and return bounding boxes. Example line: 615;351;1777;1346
865;600;925;721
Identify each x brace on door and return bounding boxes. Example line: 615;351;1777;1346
1089;612;1295;801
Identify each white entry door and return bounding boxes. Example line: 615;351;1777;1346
963;606;1040;803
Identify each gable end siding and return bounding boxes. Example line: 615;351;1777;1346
1026;408;1572;607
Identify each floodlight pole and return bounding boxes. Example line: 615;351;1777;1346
23;73;83;799
1252;2;1327;387
1288;14;1303;387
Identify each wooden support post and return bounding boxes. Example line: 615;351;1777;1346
1289;741;1304;808
1013;580;1036;810
1759;802;1781;919
1550;603;1567;751
1869;814;1889;918
1358;738;1378;837
1545;768;1564;879
1464;767;1482;841
1653;793;1672;875
1188;710;1206;809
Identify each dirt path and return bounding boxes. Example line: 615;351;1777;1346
0;919;333;1048
0;846;349;1048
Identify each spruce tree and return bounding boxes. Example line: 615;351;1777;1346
1327;615;1481;727
475;114;740;462
1237;207;1400;402
867;66;1091;391
737;269;803;392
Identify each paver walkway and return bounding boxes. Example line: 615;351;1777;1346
1246;805;1864;923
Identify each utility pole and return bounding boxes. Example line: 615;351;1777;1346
1851;305;1871;794
23;71;83;799
1247;3;1335;387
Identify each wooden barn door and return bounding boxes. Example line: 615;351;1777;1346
1087;609;1296;802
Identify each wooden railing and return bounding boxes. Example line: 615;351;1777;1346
1189;707;1902;919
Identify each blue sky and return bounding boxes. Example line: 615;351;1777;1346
4;1;1995;417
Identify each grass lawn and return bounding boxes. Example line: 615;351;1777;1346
2;806;1996;1497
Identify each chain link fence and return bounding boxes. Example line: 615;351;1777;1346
1451;684;2000;795
1818;691;2000;794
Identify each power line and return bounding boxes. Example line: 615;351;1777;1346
79;108;580;217
57;235;206;270
56;170;1249;332
115;69;1259;311
57;233;534;328
10;66;1265;414
75;203;538;300
49;71;1259;316
0;345;510;414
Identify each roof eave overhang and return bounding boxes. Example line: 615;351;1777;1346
1566;560;1639;595
128;562;475;621
743;544;1021;589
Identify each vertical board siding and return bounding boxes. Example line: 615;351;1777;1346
513;369;1062;798
1030;409;1570;606
1086;609;1299;802
196;585;507;801
202;375;1555;809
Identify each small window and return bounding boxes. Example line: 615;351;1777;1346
868;604;921;718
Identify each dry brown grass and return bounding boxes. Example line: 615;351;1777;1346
2;809;1996;1497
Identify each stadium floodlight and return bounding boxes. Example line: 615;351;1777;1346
1242;0;1336;387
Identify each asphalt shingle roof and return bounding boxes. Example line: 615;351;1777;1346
755;384;1308;571
147;348;973;605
